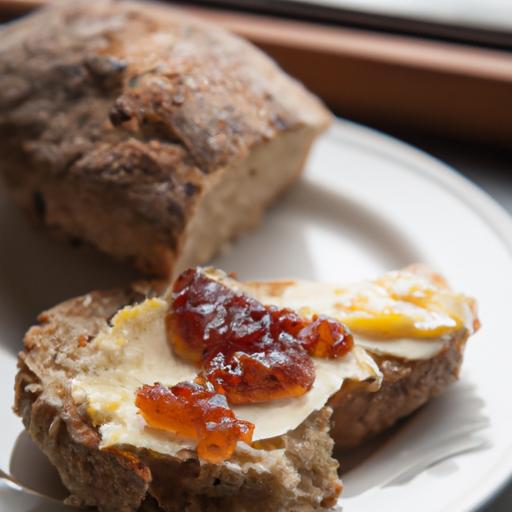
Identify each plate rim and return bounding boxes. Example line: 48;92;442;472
327;119;512;255
327;117;512;512
2;117;511;512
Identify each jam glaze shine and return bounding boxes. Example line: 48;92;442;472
167;268;354;404
136;268;354;463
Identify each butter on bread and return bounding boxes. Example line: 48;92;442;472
70;290;381;457
14;265;477;509
239;264;479;448
15;285;349;511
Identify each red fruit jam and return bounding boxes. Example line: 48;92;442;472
135;381;254;464
166;269;353;404
136;268;354;463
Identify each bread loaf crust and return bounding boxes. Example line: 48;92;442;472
0;0;330;276
14;288;152;511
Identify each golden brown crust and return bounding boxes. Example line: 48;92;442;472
15;288;152;511
329;331;468;449
0;0;330;276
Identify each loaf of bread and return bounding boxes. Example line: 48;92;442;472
0;0;330;277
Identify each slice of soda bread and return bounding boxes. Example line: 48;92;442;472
14;282;378;511
14;265;477;510
242;264;479;449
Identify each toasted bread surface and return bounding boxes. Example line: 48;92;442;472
13;267;476;508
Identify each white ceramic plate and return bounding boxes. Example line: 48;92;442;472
1;119;511;511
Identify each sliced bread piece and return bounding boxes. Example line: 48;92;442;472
0;0;330;277
14;265;477;509
241;264;479;449
15;281;376;511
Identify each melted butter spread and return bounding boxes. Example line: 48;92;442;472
72;296;381;456
71;266;476;457
235;266;477;361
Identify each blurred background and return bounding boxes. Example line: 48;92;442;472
1;0;511;510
